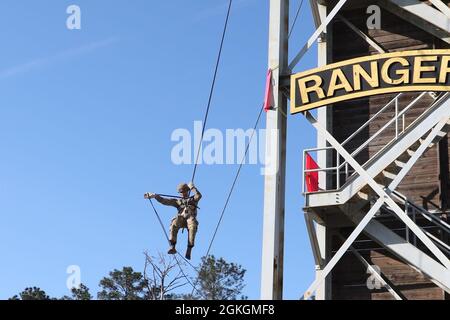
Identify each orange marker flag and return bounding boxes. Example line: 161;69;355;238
264;69;273;112
305;153;319;193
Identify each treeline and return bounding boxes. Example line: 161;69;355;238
9;255;247;301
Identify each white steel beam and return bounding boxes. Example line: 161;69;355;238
338;15;385;54
389;117;450;191
302;112;450;299
316;1;330;193
313;223;330;300
341;235;403;300
388;0;450;31
380;0;450;43
303;196;386;299
350;216;450;293
261;0;289;301
289;0;348;70
347;116;450;265
314;1;331;300
304;214;324;267
307;94;450;207
428;0;450;19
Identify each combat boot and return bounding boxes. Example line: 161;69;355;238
185;246;193;260
168;243;177;255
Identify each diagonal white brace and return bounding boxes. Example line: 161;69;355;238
302;113;450;299
289;0;348;70
339;235;403;300
429;0;450;18
338;15;385;54
350;247;403;300
307;111;450;268
303;197;386;299
386;0;450;33
390;117;450;192
304;213;325;267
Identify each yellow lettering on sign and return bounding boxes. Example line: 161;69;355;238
439;56;450;83
290;50;450;114
413;56;438;84
353;61;379;91
298;75;325;104
327;69;353;97
381;58;410;85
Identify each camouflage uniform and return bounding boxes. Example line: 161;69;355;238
154;185;202;255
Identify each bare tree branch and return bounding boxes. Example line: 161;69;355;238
143;251;189;300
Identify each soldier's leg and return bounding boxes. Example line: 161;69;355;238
168;217;181;254
185;218;199;260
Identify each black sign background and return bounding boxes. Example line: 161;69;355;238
291;50;450;113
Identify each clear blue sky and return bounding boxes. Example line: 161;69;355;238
0;0;319;299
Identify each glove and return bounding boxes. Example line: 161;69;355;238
144;193;156;199
188;182;195;190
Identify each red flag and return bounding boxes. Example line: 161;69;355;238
305;153;319;193
264;69;273;112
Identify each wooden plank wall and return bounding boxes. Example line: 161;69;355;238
332;6;443;207
331;233;444;300
327;1;450;300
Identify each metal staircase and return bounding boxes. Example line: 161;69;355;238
302;91;450;298
343;194;450;293
304;92;450;208
390;190;450;257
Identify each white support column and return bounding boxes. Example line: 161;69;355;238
316;2;329;197
315;2;331;301
261;0;289;300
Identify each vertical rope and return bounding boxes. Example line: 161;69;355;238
191;0;233;184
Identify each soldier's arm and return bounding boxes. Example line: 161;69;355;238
191;186;202;202
154;195;179;208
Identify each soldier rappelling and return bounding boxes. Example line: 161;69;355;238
145;182;202;260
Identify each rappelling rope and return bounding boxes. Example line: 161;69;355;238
148;199;200;294
145;1;233;297
191;0;233;184
289;0;305;39
186;0;305;295
189;103;265;296
148;0;304;297
149;102;264;297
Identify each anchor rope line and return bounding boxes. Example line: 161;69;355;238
191;0;233;184
146;0;233;286
149;102;264;297
204;104;265;257
147;199;200;294
149;0;275;297
289;0;305;39
189;103;265;296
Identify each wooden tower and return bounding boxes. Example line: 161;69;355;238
262;0;450;300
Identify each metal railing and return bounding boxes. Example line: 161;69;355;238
391;191;450;255
303;92;438;194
